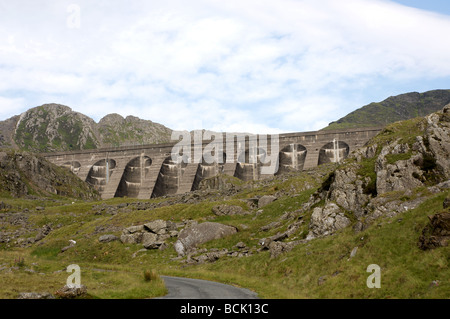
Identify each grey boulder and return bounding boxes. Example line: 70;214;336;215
175;222;238;256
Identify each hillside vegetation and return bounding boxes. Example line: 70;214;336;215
0;106;449;299
324;89;450;130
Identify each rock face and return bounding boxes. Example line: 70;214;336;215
0;103;173;152
14;104;98;152
0;151;99;199
98;114;172;148
307;203;351;240
307;105;450;239
212;205;250;216
444;195;450;209
418;213;450;250
54;285;88;299
328;164;371;218
17;292;55;299
175;222;238;256
98;234;119;243
258;195;277;208
120;220;178;250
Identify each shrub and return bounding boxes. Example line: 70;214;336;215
143;269;159;282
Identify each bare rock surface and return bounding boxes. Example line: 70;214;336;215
175;222;238;256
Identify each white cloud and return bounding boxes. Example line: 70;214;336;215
0;96;26;119
0;0;450;133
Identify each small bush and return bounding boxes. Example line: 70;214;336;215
143;270;159;282
363;178;377;197
421;153;437;172
14;257;25;268
320;172;335;192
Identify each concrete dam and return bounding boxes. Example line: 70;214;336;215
42;127;382;199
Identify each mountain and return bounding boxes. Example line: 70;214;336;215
97;113;173;148
323;89;450;130
0;104;173;153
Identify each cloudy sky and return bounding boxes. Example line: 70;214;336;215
1;0;450;134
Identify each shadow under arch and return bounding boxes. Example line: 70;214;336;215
276;144;307;175
191;151;227;191
318;140;350;165
115;156;152;198
85;159;116;192
151;155;188;198
234;148;267;181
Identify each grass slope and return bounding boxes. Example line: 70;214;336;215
323;89;450;131
0;163;448;299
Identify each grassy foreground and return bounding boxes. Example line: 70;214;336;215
0;162;448;299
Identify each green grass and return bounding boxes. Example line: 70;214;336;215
0;249;167;299
1;184;448;299
385;152;413;165
0;134;448;299
171;191;449;299
323;90;450;131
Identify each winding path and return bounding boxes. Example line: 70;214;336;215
157;276;259;299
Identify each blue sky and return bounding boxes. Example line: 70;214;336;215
392;0;450;15
1;0;450;134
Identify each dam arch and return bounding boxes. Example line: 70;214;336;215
234;148;267;181
277;144;307;174
191;152;227;191
85;159;117;192
114;156;152;198
151;155;189;198
318;140;350;165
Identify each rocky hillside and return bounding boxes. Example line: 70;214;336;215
97;113;172;148
0;104;173;153
324;89;450;130
308;104;450;239
0;150;99;200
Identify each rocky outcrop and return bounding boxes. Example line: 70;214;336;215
418;213;450;250
120;220;178;250
444;195;450;209
17;292;55;299
98;114;172;147
327;164;371;218
307;203;351;240
14;104;99;152
258;195;277;208
175;222;238;256
54;285;88;299
268;241;302;259
307;105;450;239
212;205;250;216
98;234;119;243
375;142;424;195
0;151;99;199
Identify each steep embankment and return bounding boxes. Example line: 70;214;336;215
324;89;450;130
0;150;99;199
0;104;173;153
